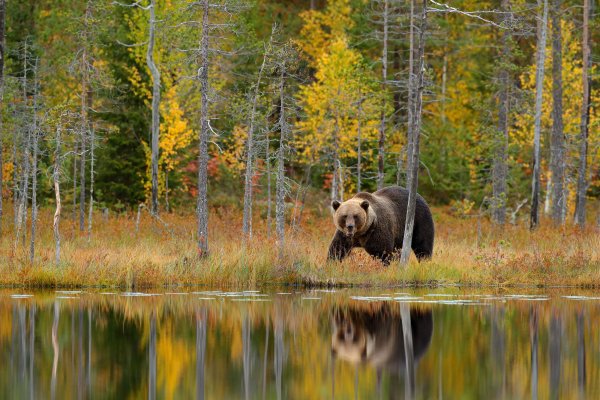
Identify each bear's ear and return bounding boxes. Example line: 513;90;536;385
332;200;341;211
360;200;369;211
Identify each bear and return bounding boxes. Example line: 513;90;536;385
327;186;434;265
331;304;433;373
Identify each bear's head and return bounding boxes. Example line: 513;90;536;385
331;199;373;237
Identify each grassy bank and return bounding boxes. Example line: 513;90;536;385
1;204;599;288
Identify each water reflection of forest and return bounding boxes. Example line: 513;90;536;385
0;291;598;399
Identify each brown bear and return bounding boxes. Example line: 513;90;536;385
331;304;433;372
327;186;434;265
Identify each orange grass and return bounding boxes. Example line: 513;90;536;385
0;203;599;288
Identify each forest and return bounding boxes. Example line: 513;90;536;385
0;0;598;286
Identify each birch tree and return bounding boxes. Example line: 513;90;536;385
400;0;427;266
275;49;290;263
574;0;591;227
530;0;548;230
550;0;565;224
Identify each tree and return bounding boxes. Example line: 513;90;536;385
491;0;512;226
0;0;5;235
530;0;548;230
377;0;389;190
549;0;565;225
574;0;591;227
147;0;161;216
243;29;273;240
399;0;427;266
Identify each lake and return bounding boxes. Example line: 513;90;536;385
1;288;599;399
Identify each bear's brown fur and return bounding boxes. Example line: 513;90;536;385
328;186;434;265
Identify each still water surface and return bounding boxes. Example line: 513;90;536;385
1;288;599;399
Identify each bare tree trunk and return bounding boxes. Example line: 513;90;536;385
15;43;31;247
0;0;5;235
196;308;207;400
29;60;40;264
405;0;415;187
577;311;586;399
266;130;272;238
165;171;170;213
550;0;565;225
72;139;78;222
276;62;288;262
87;127;94;242
549;313;562;400
79;126;86;232
51;301;59;400
148;0;161;216
12;130;19;229
574;0;590;226
377;0;389;190
400;304;415;400
331;103;340;203
243;33;271;240
530;0;549;230
54;126;63;265
400;0;427;266
197;0;210;256
492;0;511;226
530;306;539;400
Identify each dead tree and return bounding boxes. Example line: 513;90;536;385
0;0;5;234
400;0;427;266
275;50;290;263
491;0;511;226
574;0;591;227
29;58;40;264
530;0;548;230
87;126;95;242
196;0;211;256
53;124;63;265
15;42;31;247
356;95;364;192
243;29;273;240
147;0;161;216
377;0;389;190
550;0;565;225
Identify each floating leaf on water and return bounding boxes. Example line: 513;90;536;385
11;294;33;299
56;296;79;299
56;290;82;294
198;297;216;300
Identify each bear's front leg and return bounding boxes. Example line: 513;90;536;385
327;230;353;261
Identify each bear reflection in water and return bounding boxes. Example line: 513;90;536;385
331;304;433;373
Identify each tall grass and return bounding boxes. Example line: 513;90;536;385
1;203;598;288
